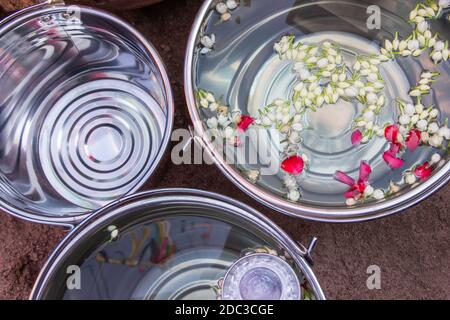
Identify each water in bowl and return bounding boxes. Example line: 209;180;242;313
194;0;450;206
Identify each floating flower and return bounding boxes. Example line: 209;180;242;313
334;161;372;199
237;115;254;132
385;124;399;143
351;129;363;145
281;155;305;176
199;34;216;54
414;161;433;180
383;151;405;169
405;129;421;151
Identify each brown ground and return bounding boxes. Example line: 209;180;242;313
1;0;450;300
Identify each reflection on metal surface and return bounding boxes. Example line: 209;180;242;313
30;190;326;300
0;6;173;224
185;0;450;222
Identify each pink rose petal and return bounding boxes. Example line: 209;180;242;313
384;125;399;143
383;151;405;169
237;115;254;132
344;186;359;199
359;161;372;183
351;130;363;145
334;171;356;186
405;129;421;152
389;142;401;154
281;155;305;176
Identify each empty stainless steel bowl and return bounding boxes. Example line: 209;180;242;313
184;0;450;222
0;3;173;224
31;189;325;300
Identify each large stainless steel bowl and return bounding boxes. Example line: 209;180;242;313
184;0;450;222
0;3;174;225
31;189;325;300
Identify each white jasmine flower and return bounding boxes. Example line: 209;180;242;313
428;122;439;134
357;121;367;127
429;109;439;118
207;117;218;129
201;34;215;48
405;104;416;116
420;110;429;119
384;39;393;51
366;93;378;105
408;39;420;51
402;50;412;57
431;153;442;164
399;40;408;52
405;173;417;185
200;98;209;108
216;2;228;14
364;185;374;196
415;103;424;113
209;102;219;112
284;175;297;189
287;189;301;202
373;189;385;200
435;41;445;51
218;114;230;127
410;89;421;97
389;182;401;193
429;134;444;147
421;131;430;142
399;114;411;125
417;119;428;131
226;0;239;10
411;114;419;124
346;198;357;206
417;21;429;33
367;73;378;82
298;68;311;80
432;51;443;63
317;58;329;68
438;126;450;139
247;169;260;183
206;92;215;102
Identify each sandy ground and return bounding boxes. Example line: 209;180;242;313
0;0;450;300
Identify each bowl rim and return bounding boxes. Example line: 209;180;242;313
0;4;175;226
30;188;326;300
183;0;450;222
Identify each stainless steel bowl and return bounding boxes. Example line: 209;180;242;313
184;0;450;222
0;2;174;224
31;189;325;300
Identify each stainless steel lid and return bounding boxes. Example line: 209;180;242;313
221;253;302;300
30;189;325;300
0;2;174;225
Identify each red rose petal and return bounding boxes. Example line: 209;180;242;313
351;130;363;145
281;155;305;176
359;161;372;183
334;171;356;186
414;162;433;180
405;129;421;152
383;151;405;169
237;115;255;132
384;124;399;143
